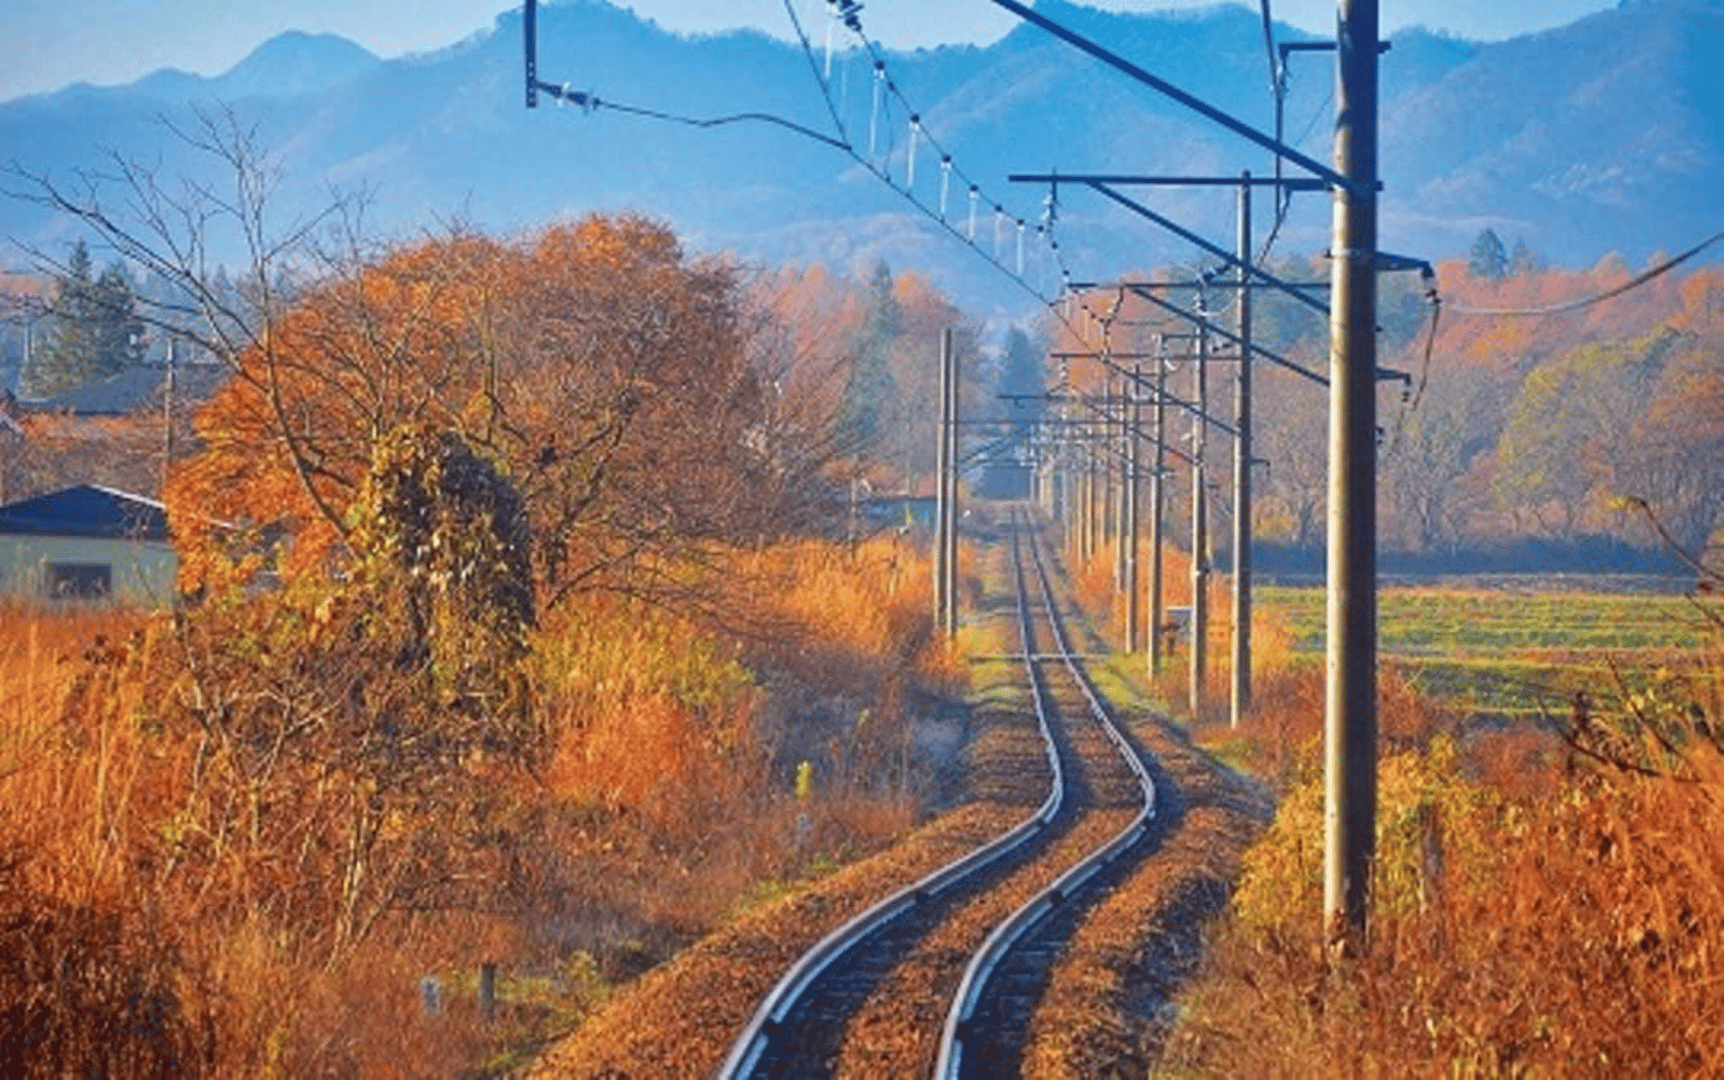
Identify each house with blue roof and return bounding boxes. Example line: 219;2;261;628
0;484;176;604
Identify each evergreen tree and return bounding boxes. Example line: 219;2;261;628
25;240;144;396
93;264;145;368
982;326;1048;498
995;328;1046;416
1509;237;1543;277
1468;228;1509;280
835;262;902;456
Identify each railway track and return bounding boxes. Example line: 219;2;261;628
720;513;1159;1078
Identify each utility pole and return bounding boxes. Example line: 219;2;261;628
1231;174;1254;728
1147;335;1168;678
1111;373;1127;592
1327;0;1381;953
162;336;176;497
992;0;1394;950
1084;422;1099;563
1124;362;1142;653
944;328;959;638
934;328;959;639
935;327;951;634
1190;303;1210;718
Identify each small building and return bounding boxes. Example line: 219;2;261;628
0;484;176;605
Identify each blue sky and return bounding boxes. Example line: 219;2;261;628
0;0;1617;102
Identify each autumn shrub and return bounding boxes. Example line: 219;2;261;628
0;536;951;1076
1068;537;1119;625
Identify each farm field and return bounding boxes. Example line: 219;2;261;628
1258;580;1712;721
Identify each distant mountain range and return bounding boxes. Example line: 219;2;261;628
2;0;1720;316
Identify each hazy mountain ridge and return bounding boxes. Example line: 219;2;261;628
42;31;381;106
2;0;1718;313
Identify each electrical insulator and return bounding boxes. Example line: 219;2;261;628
939;157;953;220
907;116;921;188
967;186;979;241
823;6;837;78
869;62;885;157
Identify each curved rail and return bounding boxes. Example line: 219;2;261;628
934;516;1159;1079
718;528;1064;1078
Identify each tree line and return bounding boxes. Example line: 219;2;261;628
1136;249;1724;565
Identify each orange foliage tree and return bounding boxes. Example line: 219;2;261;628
166;214;831;607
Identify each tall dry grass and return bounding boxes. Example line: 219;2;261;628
0;533;961;1075
1065;536;1196;637
0;604;217;1077
0;598;532;1075
1163;577;1724;1075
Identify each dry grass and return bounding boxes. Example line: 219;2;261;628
0;533;960;1075
1161;578;1724;1076
1066;537;1196;643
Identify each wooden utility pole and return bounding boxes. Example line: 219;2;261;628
1231;174;1254;728
1326;0;1381;952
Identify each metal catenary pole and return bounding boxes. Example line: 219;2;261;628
1231;173;1254;728
943;327;960;638
1124;362;1142;653
1085;419;1100;563
935;328;951;632
1190;302;1210;718
1115;378;1131;602
1147;335;1168;678
1326;0;1381;953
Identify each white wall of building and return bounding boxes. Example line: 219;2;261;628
0;534;178;606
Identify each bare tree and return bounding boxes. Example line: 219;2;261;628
7;107;366;541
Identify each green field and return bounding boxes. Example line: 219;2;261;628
1259;583;1716;721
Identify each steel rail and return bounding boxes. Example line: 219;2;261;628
718;526;1066;1078
935;515;1159;1079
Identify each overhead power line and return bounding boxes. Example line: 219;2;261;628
1389;226;1724;456
535;83;851;151
779;0;1075;307
1443;228;1724;318
526;0;1080;313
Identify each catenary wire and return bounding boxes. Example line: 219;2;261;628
1389;227;1724;455
781;0;1077;313
1443;228;1724;318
